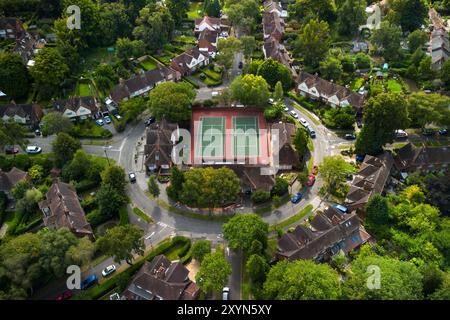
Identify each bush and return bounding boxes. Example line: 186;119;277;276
271;177;289;197
203;99;215;107
86;209;112;228
251;190;271;204
75;180;99;193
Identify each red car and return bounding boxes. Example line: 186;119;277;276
55;290;73;300
306;175;316;187
312;165;318;175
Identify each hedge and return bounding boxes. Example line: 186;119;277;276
119;207;129;225
74;236;192;300
75;180;99;193
86;209;112;228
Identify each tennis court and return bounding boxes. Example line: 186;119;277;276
232;116;260;157
195;116;226;158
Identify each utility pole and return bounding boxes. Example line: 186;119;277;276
103;145;112;166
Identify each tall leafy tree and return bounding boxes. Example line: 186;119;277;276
223;214;269;254
0;53;29;99
101;165;127;194
191;240;212;263
257;58;293;91
195;249;232;293
98;2;132;46
166;0;190;25
336;0;366;36
147;175;160;198
370;21;402;61
52;132;81;167
274;81;284;101
240;36;256;61
96;225;145;265
288;0;336;24
294;19;331;68
41;112;74;135
292;127;308;161
247;254;270;285
365;194;390;227
388;0;427;32
407;92;450;129
319;55;343;81
204;0;221;17
230;74;270;106
115;38;146;61
263;260;341;299
407;30;429;53
318;156;355;193
167;166;185;201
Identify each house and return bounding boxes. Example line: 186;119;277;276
0;167;30;200
270;122;299;170
39;179;94;240
428;8;450;70
53;96;101;120
108;66;180;104
144;119;179;175
197;29;218;57
296;72;366;113
122;254;200;300
0;102;43;128
0;17;26;40
170;47;210;76
263;38;292;68
393;143;450;173
264;1;288;18
194;16;221;34
276;207;371;262
345;152;393;213
262;12;284;41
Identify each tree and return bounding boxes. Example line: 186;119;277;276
225;0;260;32
0;52;29;99
148;82;196;122
96;184;128;218
116;38;146;61
179;167;241;208
263;260;341;299
388;0;427;33
98;2;132;46
271;177;289;196
355;93;409;155
0;120;29;150
264;103;283;121
336;0;366;36
319;156;355;193
94;64;118;93
191;240;211;263
61;0;100;46
62;150;92;182
365;194;390;227
407;30;428;53
247;254;269;284
230;74;270;106
418;55;434;81
52;132;81;167
319;55;343;81
370;21;402;61
41;112;74;136
166;0;190;26
66;237;95;267
101;165;127;194
216;37;242;71
204;0;221;17
251;190;271;204
274;81;284;101
96;225;145;265
16;188;43;217
292;128;308;161
133;4;174;50
195;249;232;293
429;273;450;300
407;92;450;129
340;55;355;73
30;47;69;98
257;58;293;91
167;166;185;201
223;214;269;254
424;172;450;216
342;254;423;299
147;175;160;198
28;165;43;183
288;0;336;24
240;36;256;61
441;59;450;89
39;228;79;278
11;180;31;201
354;53;371;69
294;19;331;68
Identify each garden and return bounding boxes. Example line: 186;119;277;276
193;64;223;87
71;120;113;139
187;1;204;20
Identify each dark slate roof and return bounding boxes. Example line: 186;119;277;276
394;143;450;171
144;119;178;167
122;255;199;300
271;122;299;166
0;167;29;192
198;29;218;45
0;102;44;124
39;179;93;239
53;96;99;114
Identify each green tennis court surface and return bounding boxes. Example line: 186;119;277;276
195;116;225;158
232;116;259;157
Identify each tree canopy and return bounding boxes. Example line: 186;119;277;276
196;249;232;293
230;74;270;106
0;52;29;99
294;19;331;68
223;214;269;254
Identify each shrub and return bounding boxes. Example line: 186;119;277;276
86;209;112;228
251;190;271;204
203;99;215;107
271;177;289;197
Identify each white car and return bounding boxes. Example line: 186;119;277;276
222;287;230;300
395;129;408;138
284;106;289;111
268;98;275;105
26;146;42;154
211;91;219;97
290;110;298;119
299;118;308;127
102;265;116;277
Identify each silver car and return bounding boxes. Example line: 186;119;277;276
222;287;230;300
102;265;116;277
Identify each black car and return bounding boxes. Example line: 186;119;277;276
422;128;435;136
35;129;41;136
340;149;352;156
356;119;363;128
439;128;448;135
238;61;243;69
144;117;155;126
5;145;19;154
345;133;356;140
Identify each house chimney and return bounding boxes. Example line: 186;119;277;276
155;265;165;279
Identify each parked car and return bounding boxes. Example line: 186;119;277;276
102;265;116;277
81;274;98;290
211;91;219;97
422;128;435;136
114;114;122;120
306;175;316;187
341;149;352;156
283;105;289;111
26;146;42;154
268;98;275;105
238;61;243;69
55;290;73;301
222;287;230;300
95;119;104;126
290;110;298;119
299;117;308;127
356;119;363;128
395;129;408;139
312;165;318;175
333;204;348;214
104;116;111;124
144;117;155;126
34;129;41;136
438;128;447;135
129;172;136;183
356;154;365;162
5;145;19;154
306;125;316;138
291;192;302;204
345;133;356;140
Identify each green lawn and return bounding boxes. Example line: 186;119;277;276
187;2;203;20
75;82;94;96
386;79;403;92
351;77;365;91
269;204;314;231
193;68;223;87
140;57;158;71
173;35;197;44
81;47;117;73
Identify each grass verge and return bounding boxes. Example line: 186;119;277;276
269;204;313;231
132;207;154;224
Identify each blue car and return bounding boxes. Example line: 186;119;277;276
356;154;365;162
291;192;302;204
81;274;98;290
333;204;348;214
104;116;111;124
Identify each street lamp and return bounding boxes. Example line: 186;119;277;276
103;145;112;166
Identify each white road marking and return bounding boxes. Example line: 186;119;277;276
145;232;155;240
